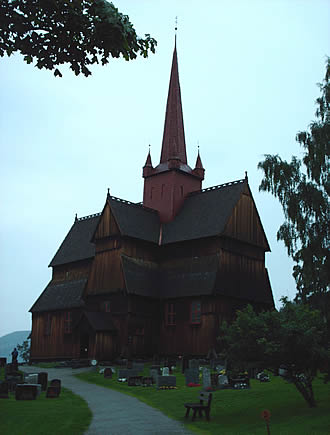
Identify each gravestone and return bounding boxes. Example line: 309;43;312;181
46;386;60;398
218;374;229;388
181;356;189;374
149;369;159;383
0;381;9;398
211;358;226;370
132;362;144;372
142;377;153;386
162;367;170;376
128;376;143;386
202;367;211;390
118;369;139;379
6;374;23;392
15;384;38;400
211;373;219;388
38;372;48;391
0;358;6;367
188;359;199;369
50;379;61;393
25;374;38;384
150;365;161;374
156;376;176;389
104;368;112;379
184;368;199;385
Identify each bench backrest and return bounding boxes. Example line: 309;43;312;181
199;392;212;408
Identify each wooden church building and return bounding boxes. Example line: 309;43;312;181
30;41;274;362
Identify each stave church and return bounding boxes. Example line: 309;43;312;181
29;40;274;362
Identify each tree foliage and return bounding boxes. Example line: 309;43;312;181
220;301;329;408
16;339;30;363
258;58;329;308
0;0;157;77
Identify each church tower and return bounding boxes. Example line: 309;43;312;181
142;40;205;222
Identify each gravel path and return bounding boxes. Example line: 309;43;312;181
21;366;194;435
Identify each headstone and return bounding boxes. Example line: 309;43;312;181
38;372;48;391
181;356;189;374
184;368;199;385
156;376;176;389
211;358;226;370
104;368;112;379
50;379;61;393
46;386;60;398
0;358;6;367
0;381;9;398
150;365;161;374
118;369;139;379
202;367;211;390
149;369;159;383
25;374;38;384
211;373;219;388
142;376;153;386
188;359;199;369
15;384;38;400
162;367;170;376
6;374;23;392
128;376;143;386
218;374;229;388
132;362;144;372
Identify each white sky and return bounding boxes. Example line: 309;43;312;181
1;0;329;337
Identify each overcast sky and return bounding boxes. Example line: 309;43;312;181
1;0;329;338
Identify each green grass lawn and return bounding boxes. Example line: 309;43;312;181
76;365;330;435
0;368;92;435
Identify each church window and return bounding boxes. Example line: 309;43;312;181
165;302;176;325
64;311;72;334
103;301;111;312
190;301;201;324
44;313;52;336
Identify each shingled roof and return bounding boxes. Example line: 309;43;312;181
49;214;100;267
48;179;260;267
121;254;219;299
162;180;246;244
30;279;86;312
109;197;159;243
75;311;117;332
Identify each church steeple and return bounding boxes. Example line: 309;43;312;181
160;39;187;165
142;39;205;223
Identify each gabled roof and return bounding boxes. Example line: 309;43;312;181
75;311;116;332
121;254;219;299
49;214;100;267
162;180;246;244
108;197;160;243
30;279;87;312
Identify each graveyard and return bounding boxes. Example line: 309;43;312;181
0;366;91;435
75;359;330;434
0;358;329;434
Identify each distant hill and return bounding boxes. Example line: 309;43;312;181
0;331;30;363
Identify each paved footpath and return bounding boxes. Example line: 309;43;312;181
22;366;194;435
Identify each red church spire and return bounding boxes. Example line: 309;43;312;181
160;38;187;164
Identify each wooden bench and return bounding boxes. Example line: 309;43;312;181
184;391;212;421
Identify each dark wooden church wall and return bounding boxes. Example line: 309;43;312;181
85;250;124;295
30;310;81;360
128;296;160;356
223;191;269;249
94;203;120;240
52;259;92;282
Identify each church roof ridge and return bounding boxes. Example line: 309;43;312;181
77;212;102;221
188;178;245;197
109;195;159;215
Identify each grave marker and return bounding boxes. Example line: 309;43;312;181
104;368;112;379
0;381;9;399
156;376;176;389
202;367;211;390
185;368;199;385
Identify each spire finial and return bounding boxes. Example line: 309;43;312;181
75;213;78;222
175;16;178;46
245;171;248;180
197;140;200;154
107;187;110;199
